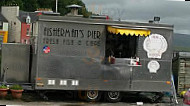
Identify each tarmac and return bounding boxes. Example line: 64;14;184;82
0;91;184;106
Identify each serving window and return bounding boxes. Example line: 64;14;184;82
105;26;150;58
106;33;139;58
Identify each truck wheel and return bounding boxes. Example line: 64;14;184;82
85;90;101;102
105;91;122;103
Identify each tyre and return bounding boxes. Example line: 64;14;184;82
105;91;122;103
85;90;101;102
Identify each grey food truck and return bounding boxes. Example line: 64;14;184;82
1;15;174;102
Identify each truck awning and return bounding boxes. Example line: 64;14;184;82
107;26;151;36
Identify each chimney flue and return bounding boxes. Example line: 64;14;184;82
66;4;82;16
56;0;58;13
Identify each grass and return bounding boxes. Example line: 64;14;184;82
174;46;190;52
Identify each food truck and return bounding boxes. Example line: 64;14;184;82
1;15;173;102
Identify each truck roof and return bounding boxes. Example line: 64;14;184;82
38;15;173;30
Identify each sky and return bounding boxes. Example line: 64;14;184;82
82;0;190;34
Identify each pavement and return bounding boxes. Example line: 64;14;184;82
0;91;184;106
0;99;178;106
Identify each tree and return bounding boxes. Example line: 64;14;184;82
0;0;91;17
0;0;23;10
37;0;52;9
53;0;91;17
0;0;6;7
1;0;24;9
22;0;38;12
14;0;23;9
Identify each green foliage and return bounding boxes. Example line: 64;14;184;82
174;46;190;52
82;7;92;18
10;85;23;90
0;85;8;89
22;0;38;12
0;0;23;9
37;0;53;8
0;0;90;17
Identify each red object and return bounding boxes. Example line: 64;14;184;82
43;46;50;54
136;62;141;65
37;12;42;16
21;23;31;44
10;89;24;99
110;57;115;64
0;89;8;98
184;90;190;105
106;16;109;20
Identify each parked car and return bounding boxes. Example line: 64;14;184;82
183;88;190;106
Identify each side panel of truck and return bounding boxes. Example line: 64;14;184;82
35;21;128;90
132;28;173;91
1;44;30;83
34;19;173;92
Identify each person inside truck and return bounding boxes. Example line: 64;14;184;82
106;48;114;57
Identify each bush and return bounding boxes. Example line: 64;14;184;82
0;85;7;89
10;85;23;90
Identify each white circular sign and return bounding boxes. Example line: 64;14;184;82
148;60;160;73
143;34;168;59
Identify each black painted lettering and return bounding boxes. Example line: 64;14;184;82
87;30;101;39
97;41;100;46
63;39;65;45
93;31;96;39
78;40;82;45
86;41;89;46
46;38;49;44
50;38;52;44
53;28;57;36
44;27;47;36
66;29;70;37
79;30;84;38
97;31;101;39
66;39;69;45
71;29;78;38
71;40;74;45
56;39;59;44
61;28;65;37
47;28;52;36
43;38;45;43
57;28;61;36
88;30;91;38
72;29;75;37
75;30;78;38
52;38;55;44
90;41;94;46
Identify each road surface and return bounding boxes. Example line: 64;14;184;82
0;91;183;105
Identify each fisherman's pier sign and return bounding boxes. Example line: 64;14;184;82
42;27;102;47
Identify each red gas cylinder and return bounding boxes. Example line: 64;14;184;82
110;56;115;64
184;89;190;105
